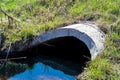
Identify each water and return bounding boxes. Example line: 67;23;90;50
8;63;76;80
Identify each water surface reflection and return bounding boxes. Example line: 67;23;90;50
8;63;76;80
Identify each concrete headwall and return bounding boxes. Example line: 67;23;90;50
2;23;105;60
30;23;106;60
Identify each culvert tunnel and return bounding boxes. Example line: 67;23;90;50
0;23;106;76
35;36;91;63
6;36;91;75
12;36;91;63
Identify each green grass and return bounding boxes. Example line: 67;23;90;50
0;0;120;79
0;0;36;10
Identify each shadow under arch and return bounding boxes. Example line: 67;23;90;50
9;36;91;75
30;28;97;59
36;36;91;63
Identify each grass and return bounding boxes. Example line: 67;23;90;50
0;0;120;79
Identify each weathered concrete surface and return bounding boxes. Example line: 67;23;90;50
4;23;105;60
29;23;106;60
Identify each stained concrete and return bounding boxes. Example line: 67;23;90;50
1;23;105;60
29;23;105;60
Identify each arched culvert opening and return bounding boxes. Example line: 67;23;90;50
0;23;106;78
8;36;91;75
37;36;91;63
11;36;91;62
3;23;105;60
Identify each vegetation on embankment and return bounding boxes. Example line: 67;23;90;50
0;0;120;79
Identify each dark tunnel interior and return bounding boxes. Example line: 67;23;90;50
5;36;91;75
10;36;91;62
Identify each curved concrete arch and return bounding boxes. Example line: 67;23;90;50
30;23;105;60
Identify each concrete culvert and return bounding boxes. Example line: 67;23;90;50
1;23;106;76
7;23;105;60
3;23;105;60
28;23;106;60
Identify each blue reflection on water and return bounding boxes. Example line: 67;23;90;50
8;63;76;80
